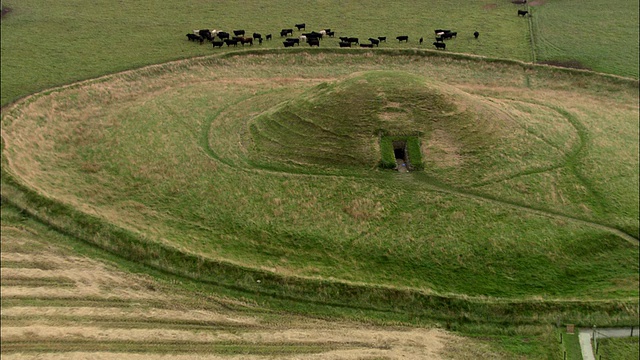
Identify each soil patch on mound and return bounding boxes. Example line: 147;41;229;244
538;59;592;70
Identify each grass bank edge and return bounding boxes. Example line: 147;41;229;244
2;161;639;328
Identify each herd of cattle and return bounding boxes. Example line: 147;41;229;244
186;11;530;51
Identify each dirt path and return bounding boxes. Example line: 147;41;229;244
578;327;639;360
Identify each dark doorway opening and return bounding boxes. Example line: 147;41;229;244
393;141;407;161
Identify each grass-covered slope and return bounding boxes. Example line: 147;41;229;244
2;53;638;318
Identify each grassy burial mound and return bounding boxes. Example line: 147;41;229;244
2;52;638;326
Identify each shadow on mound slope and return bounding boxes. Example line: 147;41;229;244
247;71;573;178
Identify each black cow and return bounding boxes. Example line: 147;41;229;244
435;36;444;43
360;43;374;48
339;36;349;42
233;29;245;36
378;36;386;42
224;39;239;46
339;41;351;47
285;38;300;45
186;33;204;44
419;37;423;44
283;40;295;47
324;28;331;32
368;38;380;46
212;40;224;48
217;31;230;40
449;31;457;38
442;32;454;40
434;29;451;35
518;10;529;16
326;31;335;37
348;37;359;44
396;35;409;42
266;34;272;40
474;31;479;39
433;42;446;50
295;23;306;30
308;38;320;47
198;29;213;41
253;33;262;40
259;38;263;44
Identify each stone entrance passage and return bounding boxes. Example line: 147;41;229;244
393;141;408;172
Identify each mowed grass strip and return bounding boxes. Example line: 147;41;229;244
0;340;347;355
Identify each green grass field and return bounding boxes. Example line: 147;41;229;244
1;0;639;358
530;0;640;78
597;336;640;360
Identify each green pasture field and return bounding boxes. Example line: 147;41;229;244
1;0;527;106
530;0;640;78
597;336;640;360
2;52;638;325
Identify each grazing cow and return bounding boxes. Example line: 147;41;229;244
283;40;295;48
378;36;387;42
368;38;380;46
442;32;454;40
186;33;204;44
326;31;335;37
419;37;423;44
259;38;263;44
347;37;359;44
324;28;331;32
339;36;349;42
474;31;479;39
319;30;327;36
433;42;446;50
217;31;230;40
396;35;409;42
434;29;451;35
253;33;262;40
224;39;239;47
435;36;444;43
238;37;253;45
360;43;373;48
449;31;457;38
518;10;529;16
281;28;293;36
198;29;213;41
233;29;245;36
266;34;272;40
295;23;306;31
286;37;300;45
212;40;224;48
339;41;351;47
308;38;320;47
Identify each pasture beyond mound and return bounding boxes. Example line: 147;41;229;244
2;51;638;325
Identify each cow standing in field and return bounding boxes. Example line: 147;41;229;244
187;33;204;44
368;38;380;46
419;37;423;44
474;31;479;39
295;23;306;31
518;10;529;16
396;35;409;42
308;38;320;47
433;42;446;50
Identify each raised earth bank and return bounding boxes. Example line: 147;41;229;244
2;49;638;328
